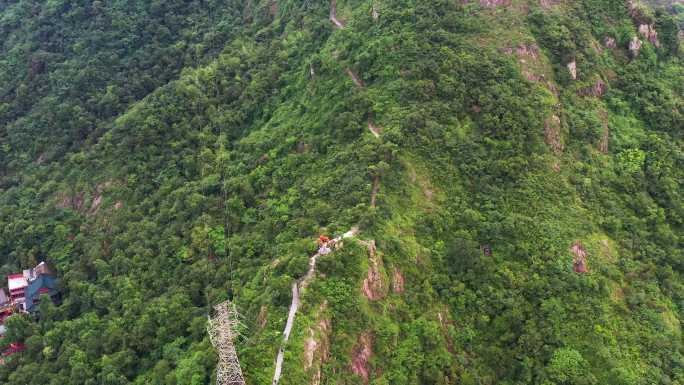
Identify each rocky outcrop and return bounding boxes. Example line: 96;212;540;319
570;242;589;273
598;109;609;154
361;240;387;300
577;78;606;98
257;305;268;329
516;43;540;59
89;181;113;215
539;0;560;9
466;0;511;7
629;36;643;57
304;332;317;371
351;332;373;384
626;0;653;24
56;191;85;211
57;182;112;215
392;268;405;294
604;36;617;49
501;43;539;59
544;114;564;154
638;24;660;47
567;60;577;80
304;314;331;385
502;43;558;92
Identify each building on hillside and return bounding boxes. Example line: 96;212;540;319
5;262;58;312
0;262;58;362
7;273;28;304
24;274;58;312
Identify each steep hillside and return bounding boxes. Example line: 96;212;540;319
0;0;682;384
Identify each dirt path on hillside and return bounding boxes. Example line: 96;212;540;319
345;68;365;88
271;3;385;382
330;0;345;29
271;228;359;385
367;121;381;138
331;1;381;140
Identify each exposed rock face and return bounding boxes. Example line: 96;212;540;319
570;242;589;273
502;43;558;92
89;181;113;215
567;60;577;80
544;114;564;154
56;181;116;215
35;152;47;164
89;195;103;214
304;330;318;370
304;312;331;385
502;43;539;59
516;43;540;59
539;0;560;9
351;332;373;384
629;36;643;57
392;268;405;294
479;0;510;7
361;240;387;300
577;79;607;97
638;24;660;47
598;109;609;154
57;191;85;211
604;36;617;49
257;305;268;329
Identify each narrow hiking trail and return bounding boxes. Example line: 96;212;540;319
270;3;384;384
332;2;382;139
345;68;365;87
367;121;381;138
330;0;345;29
271;228;359;385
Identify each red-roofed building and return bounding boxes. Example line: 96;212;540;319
0;261;59;364
7;274;28;303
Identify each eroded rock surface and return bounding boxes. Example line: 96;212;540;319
638;24;660;47
629;36;643;57
544;114;564;154
567;60;577;80
577;78;606;97
351;332;373;384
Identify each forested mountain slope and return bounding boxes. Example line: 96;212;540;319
0;0;682;384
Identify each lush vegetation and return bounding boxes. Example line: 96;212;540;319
0;0;682;384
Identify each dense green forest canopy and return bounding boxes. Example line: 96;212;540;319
0;0;682;384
